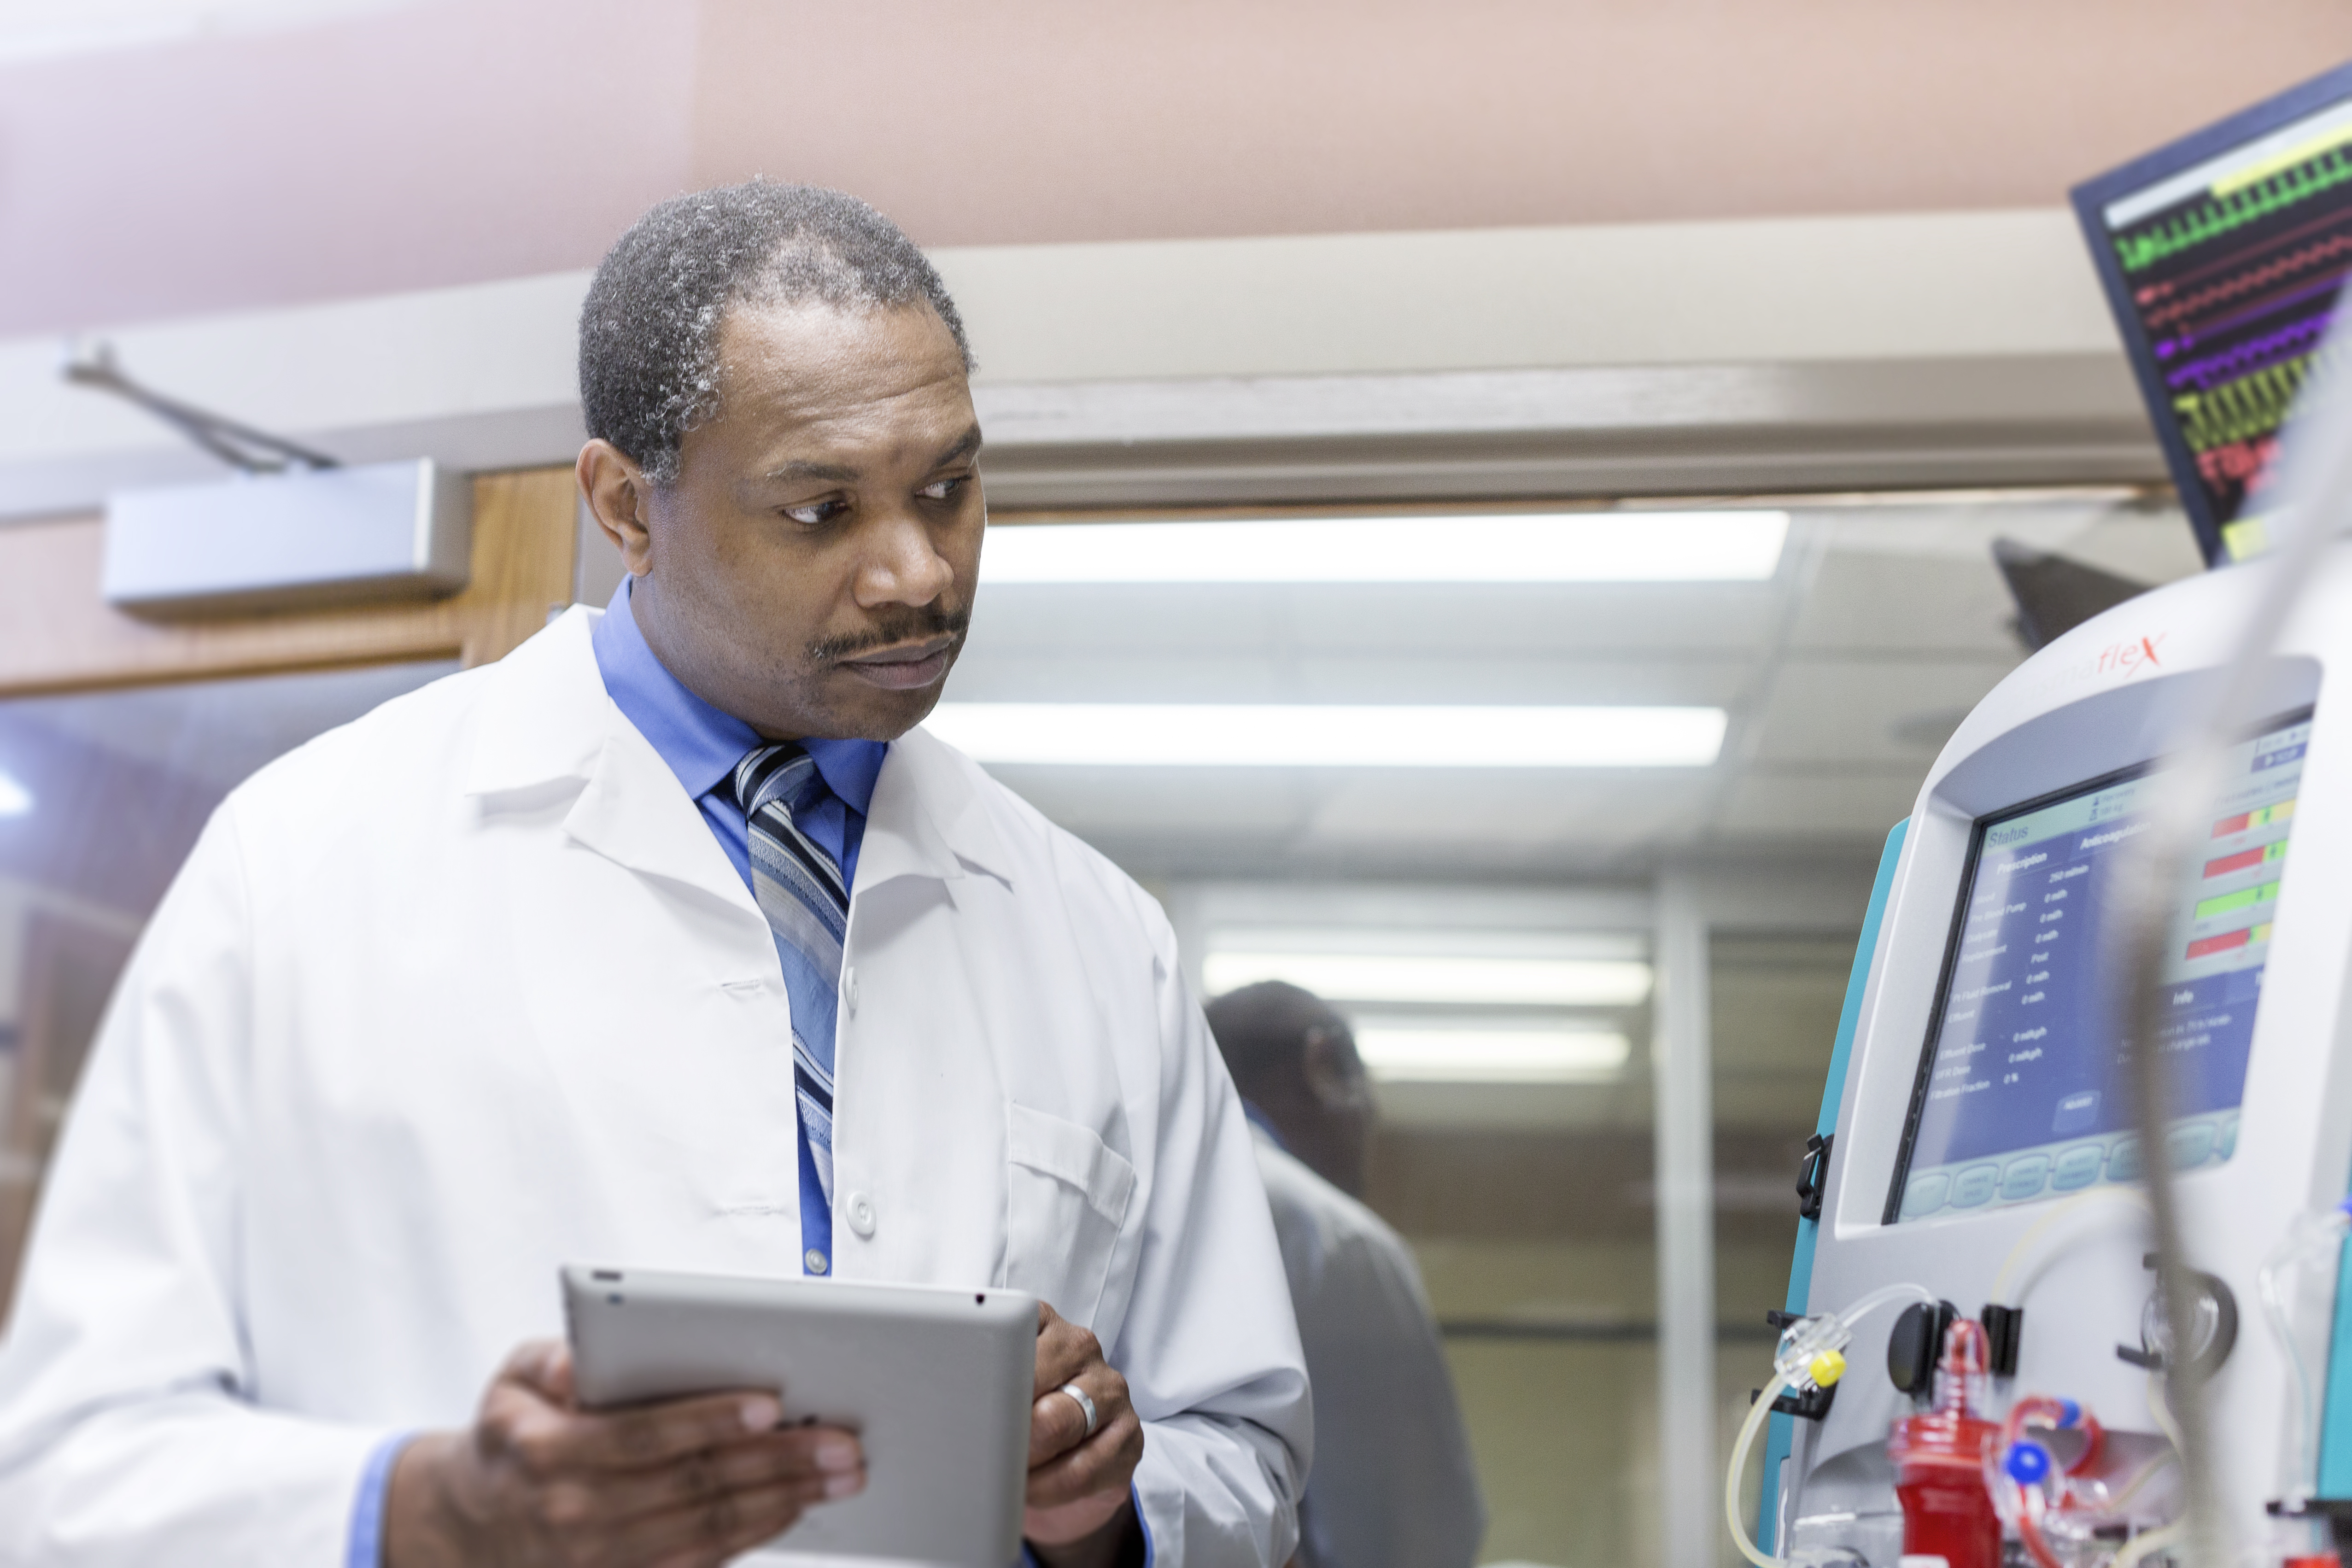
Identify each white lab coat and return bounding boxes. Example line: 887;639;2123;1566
0;607;1310;1567
1251;1130;1483;1568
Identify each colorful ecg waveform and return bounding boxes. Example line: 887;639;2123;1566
2174;355;2315;451
2160;312;2332;390
2195;433;2276;488
2104;109;2352;545
2137;225;2352;331
2117;141;2352;272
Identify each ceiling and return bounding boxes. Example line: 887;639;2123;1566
950;489;2205;880
0;491;2207;903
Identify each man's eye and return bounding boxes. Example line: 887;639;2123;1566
784;500;846;526
918;476;965;502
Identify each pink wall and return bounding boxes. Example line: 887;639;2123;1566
0;0;698;334
691;0;2352;243
1;0;2348;337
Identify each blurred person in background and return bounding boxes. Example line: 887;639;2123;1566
1205;981;1485;1568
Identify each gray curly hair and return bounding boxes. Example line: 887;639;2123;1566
578;181;972;485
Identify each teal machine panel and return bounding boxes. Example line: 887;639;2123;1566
1757;819;1910;1552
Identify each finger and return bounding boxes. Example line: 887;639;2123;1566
1026;1405;1145;1511
564;1426;865;1526
1030;1385;1087;1465
498;1386;787;1476
1030;1359;1131;1467
629;1466;868;1568
498;1340;573;1404
1031;1306;1101;1396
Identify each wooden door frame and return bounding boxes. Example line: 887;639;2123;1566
0;467;580;697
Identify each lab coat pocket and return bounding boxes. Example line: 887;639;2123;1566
1003;1102;1136;1329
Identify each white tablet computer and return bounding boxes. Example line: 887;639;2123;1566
562;1265;1038;1568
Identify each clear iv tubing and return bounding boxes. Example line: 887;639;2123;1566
1987;1187;2150;1311
1727;1282;1940;1568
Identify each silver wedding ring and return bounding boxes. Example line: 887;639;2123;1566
1058;1380;1099;1438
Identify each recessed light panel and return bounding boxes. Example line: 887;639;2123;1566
924;704;1726;768
980;510;1788;585
1354;1026;1632;1083
1200;951;1654;1007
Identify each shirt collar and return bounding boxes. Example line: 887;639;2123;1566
590;578;886;814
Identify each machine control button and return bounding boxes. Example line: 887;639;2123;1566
846;1191;878;1237
1949;1164;2000;1207
2050;1144;2104;1192
1887;1299;1959;1396
2106;1136;2143;1183
2166;1121;2216;1170
1900;1172;1951;1218
1999;1154;2050;1201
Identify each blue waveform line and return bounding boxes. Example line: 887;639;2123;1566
2162;312;2334;392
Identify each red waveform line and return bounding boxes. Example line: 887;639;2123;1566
2141;233;2352;330
2196;433;2276;488
2135;204;2352;299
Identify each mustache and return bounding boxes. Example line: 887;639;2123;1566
809;603;971;665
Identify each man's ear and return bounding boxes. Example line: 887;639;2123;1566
577;439;656;577
1299;1028;1359;1110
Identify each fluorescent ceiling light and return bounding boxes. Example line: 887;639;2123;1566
1202;952;1654;1007
925;704;1726;768
1355;1027;1632;1083
0;769;30;818
981;510;1787;585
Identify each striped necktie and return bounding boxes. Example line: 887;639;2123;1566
732;743;847;1267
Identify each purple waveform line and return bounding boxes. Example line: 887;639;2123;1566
2161;312;2332;392
2151;270;2352;357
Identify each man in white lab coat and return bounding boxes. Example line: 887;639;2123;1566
1204;982;1483;1568
0;183;1309;1568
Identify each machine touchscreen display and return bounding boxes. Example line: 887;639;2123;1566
1890;709;2311;1223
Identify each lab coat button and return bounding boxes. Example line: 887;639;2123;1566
845;968;859;1013
846;1192;877;1237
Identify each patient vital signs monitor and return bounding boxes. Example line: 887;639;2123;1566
1891;713;2308;1224
2075;61;2352;565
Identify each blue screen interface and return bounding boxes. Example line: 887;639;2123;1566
1894;712;2309;1223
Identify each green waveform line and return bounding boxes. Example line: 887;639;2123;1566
2117;145;2352;274
2175;353;2313;452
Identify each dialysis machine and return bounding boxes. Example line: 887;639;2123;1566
1743;61;2352;1568
1747;561;2348;1568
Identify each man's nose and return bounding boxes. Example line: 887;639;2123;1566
855;505;956;606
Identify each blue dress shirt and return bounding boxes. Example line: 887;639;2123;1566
593;578;886;889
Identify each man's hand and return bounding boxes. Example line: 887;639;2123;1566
385;1340;865;1568
1024;1303;1147;1568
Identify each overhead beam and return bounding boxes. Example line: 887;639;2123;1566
0;211;2154;519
